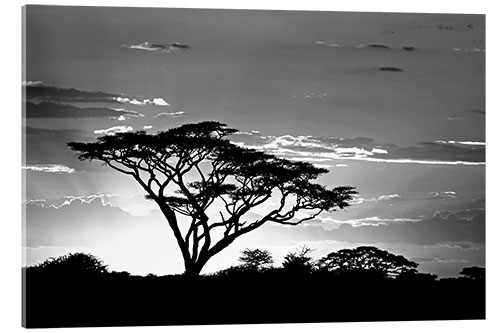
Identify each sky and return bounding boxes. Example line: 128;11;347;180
22;6;485;277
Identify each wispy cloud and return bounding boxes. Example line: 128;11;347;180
154;111;187;118
264;211;485;246
292;92;328;99
109;108;144;118
411;257;470;264
231;132;485;166
143;125;153;130
465;108;485;116
125;41;191;53
352;191;456;206
22;80;44;87
24;85;119;103
435;140;485;146
94;126;133;136
321;216;421;227
25;102;145;119
451;47;485;53
22;164;75;173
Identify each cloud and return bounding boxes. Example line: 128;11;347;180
94;126;134;136
24;85;119;104
377;67;404;72
261;210;485;246
376;194;404;201
154;111;187;118
22;80;44;87
328;216;421;227
22;164;75;173
109;108;144;118
125;41;191;53
25;101;144;119
292;92;328;99
465;108;485;116
24;197;164;248
48;195;112;209
143;125;153;130
451;47;485;53
417;191;456;200
411;257;470;264
340;212;484;244
425;242;483;251
351;191;457;207
25;194;123;209
231;132;485;166
24;127;106;172
24;84;170;108
435;140;485;146
113;97;169;106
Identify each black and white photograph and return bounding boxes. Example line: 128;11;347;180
19;2;489;329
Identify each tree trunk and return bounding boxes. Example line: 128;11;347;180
183;259;205;277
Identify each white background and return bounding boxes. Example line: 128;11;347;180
2;0;498;332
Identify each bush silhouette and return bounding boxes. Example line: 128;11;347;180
396;269;438;282
30;253;108;274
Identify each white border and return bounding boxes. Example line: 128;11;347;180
2;1;498;332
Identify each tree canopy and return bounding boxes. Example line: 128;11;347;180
68;121;356;275
316;246;418;278
282;245;315;273
459;266;485;280
238;248;274;270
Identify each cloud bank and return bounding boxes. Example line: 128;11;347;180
231;132;485;166
24;84;170;107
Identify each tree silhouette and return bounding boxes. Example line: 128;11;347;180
316;246;418;278
238;248;274;271
68;121;356;276
282;245;315;273
459;266;485;280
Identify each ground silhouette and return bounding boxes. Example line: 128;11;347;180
23;247;485;328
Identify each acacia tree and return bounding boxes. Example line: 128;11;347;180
282;245;315;273
459;266;485;280
238;248;274;271
68;121;356;276
316;246;418;278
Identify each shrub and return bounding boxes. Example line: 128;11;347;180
31;253;108;274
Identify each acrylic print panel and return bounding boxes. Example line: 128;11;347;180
22;5;485;328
